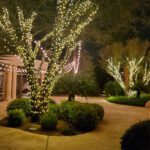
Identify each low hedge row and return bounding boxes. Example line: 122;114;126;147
107;94;150;107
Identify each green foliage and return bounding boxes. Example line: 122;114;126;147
90;103;104;121
40;111;57;130
104;81;124;96
59;101;78;121
8;109;26;127
53;51;100;100
60;101;104;131
61;127;78;136
48;103;59;114
53;73;99;100
7;98;31;116
107;94;150;107
121;120;150;150
68;103;99;131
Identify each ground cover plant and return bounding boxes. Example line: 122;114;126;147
107;94;150;107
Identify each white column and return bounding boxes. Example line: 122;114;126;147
12;66;17;100
2;71;6;100
5;65;12;101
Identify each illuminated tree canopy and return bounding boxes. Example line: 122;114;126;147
0;0;98;115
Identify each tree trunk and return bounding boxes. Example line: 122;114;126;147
136;90;141;99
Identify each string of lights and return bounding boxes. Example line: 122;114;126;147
0;41;82;74
0;0;98;115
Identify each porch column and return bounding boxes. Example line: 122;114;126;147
12;66;17;99
2;71;7;100
5;65;12;101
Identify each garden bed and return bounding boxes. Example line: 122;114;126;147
2;98;104;136
0;118;82;136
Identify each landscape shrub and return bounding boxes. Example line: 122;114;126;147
121;120;150;150
59;101;78;120
59;101;104;131
107;94;150;107
40;111;57;130
7;98;31;116
61;127;78;136
90;103;104;121
104;81;124;96
49;103;60;114
8;109;26;127
68;103;99;131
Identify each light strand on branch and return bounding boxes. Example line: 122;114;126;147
0;0;98;115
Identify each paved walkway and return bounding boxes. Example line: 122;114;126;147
0;97;150;150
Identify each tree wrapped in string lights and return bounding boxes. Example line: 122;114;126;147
105;57;150;96
0;0;98;116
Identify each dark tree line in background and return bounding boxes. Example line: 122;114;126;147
0;0;150;91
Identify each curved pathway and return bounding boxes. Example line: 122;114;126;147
0;97;150;150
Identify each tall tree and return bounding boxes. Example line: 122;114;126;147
100;38;150;95
0;0;98;117
53;50;100;100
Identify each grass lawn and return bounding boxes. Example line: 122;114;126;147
107;94;150;107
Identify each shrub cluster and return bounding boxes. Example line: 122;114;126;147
8;109;26;127
60;101;104;131
121;120;150;150
6;98;104;133
7;98;31;116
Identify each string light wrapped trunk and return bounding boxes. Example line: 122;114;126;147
0;0;98;117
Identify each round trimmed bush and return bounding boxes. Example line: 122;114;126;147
7;98;31;116
121;120;150;150
68;103;99;131
40;111;57;130
90;104;104;121
8;109;26;127
61;127;78;136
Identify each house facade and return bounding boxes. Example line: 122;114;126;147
0;55;47;101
